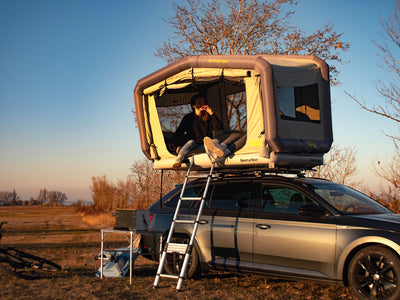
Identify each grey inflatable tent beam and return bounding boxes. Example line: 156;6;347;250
133;55;332;160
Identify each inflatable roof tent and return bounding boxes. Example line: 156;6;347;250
134;55;332;171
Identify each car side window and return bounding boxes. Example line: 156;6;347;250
262;185;312;214
209;182;254;211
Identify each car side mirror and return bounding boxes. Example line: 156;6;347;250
299;203;327;217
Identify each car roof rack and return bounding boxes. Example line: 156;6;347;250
192;166;313;179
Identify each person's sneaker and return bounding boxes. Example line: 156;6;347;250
172;160;181;169
203;137;225;157
204;146;217;163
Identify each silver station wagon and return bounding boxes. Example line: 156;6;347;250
135;174;400;300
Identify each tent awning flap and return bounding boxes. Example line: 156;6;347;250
143;68;251;96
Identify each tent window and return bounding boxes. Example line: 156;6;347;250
226;91;247;130
277;84;320;123
156;104;192;133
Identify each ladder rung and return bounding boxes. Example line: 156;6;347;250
188;174;209;178
167;243;188;254
174;219;195;224
159;274;179;279
181;197;202;201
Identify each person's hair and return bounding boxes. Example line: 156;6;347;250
190;94;206;110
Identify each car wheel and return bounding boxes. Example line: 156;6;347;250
348;245;400;300
163;236;201;279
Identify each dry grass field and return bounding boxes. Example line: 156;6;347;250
0;206;356;299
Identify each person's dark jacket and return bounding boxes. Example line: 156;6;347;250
174;112;222;146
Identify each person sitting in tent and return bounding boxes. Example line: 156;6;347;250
173;94;222;169
203;133;246;164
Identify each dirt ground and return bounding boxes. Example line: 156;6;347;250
0;206;356;299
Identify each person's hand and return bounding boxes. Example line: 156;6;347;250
202;105;213;115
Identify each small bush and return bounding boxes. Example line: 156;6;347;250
81;212;115;227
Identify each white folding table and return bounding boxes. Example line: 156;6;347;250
100;229;138;285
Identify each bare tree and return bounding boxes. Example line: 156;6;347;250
370;145;400;208
0;192;11;205
306;145;359;187
348;0;400;199
366;149;400;213
37;189;47;205
115;177;134;209
32;189;67;206
130;159;160;209
0;189;20;205
36;189;67;205
375;150;400;189
90;176;116;211
90;175;137;211
156;0;349;85
129;159;187;209
348;0;400;136
89;159;187;211
47;191;68;205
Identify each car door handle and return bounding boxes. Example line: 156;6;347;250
199;220;208;225
256;224;271;230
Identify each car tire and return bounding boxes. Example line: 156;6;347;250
163;236;201;279
348;245;400;300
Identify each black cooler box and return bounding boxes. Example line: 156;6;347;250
115;209;136;230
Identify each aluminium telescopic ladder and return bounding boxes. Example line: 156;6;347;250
153;156;215;291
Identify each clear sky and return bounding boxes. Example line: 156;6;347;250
0;0;398;202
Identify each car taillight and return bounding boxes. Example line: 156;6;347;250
149;214;154;222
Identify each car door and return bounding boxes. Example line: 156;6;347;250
252;183;337;279
199;180;257;271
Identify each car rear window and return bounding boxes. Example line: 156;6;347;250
164;184;205;208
